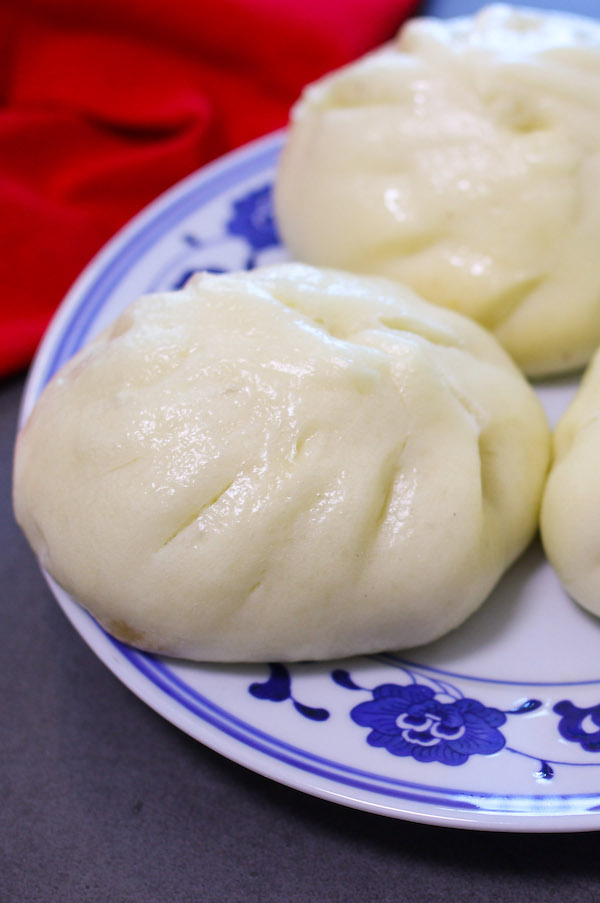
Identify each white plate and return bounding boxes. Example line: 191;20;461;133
20;131;600;832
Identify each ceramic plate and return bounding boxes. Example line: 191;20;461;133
20;131;600;832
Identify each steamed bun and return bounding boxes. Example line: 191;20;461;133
541;348;600;615
14;264;550;661
275;5;600;377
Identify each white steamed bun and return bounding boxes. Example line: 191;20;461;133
14;264;550;661
541;348;600;615
275;5;600;377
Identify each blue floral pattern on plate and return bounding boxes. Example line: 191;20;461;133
554;701;600;753
249;663;329;721
226;184;280;260
247;659;600;784
145;182;285;294
348;683;506;766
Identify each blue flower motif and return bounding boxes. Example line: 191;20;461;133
249;664;329;721
554;700;600;753
351;683;506;766
226;185;279;254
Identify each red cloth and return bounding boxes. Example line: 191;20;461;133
0;0;417;376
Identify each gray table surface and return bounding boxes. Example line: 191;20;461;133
5;2;600;898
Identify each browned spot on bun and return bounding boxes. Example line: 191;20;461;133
107;619;145;646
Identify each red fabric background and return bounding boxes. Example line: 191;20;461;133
0;0;417;376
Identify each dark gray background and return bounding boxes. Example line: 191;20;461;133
5;0;600;898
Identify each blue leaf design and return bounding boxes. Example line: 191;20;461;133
506;699;542;715
293;701;330;721
226;184;279;252
538;761;554;780
331;669;364;691
248;664;330;721
249;663;291;702
171;266;226;290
